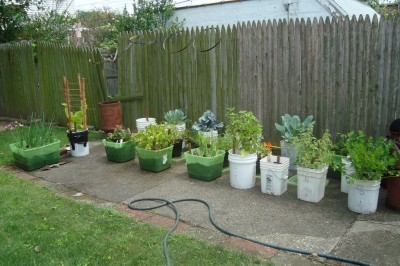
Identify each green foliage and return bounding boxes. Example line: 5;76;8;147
132;0;182;31
292;131;335;170
217;133;233;152
134;123;175;150
62;103;85;131
362;0;399;17
275;114;315;143
21;10;76;43
164;109;186;125
106;126;134;142
189;132;220;157
225;108;262;155
11;114;56;149
192;110;224;132
344;131;400;182
0;0;42;43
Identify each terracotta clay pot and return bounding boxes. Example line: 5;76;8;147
98;101;122;133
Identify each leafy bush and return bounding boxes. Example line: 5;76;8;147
292;131;335;170
344;131;400;182
134;124;174;150
106;126;134;142
225;108;262;155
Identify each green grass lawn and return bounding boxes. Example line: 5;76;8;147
0;171;269;265
0;127;103;167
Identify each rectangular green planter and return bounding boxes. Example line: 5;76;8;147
184;149;225;181
136;146;173;172
102;139;135;163
9;140;61;171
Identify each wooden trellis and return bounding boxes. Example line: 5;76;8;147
63;74;87;132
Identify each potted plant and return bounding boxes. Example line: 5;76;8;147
259;141;290;196
344;131;400;214
275;114;315;171
192;110;224;138
291;131;336;203
225;108;262;189
63;74;89;157
184;132;225;181
102;126;135;163
9;115;60;171
164;109;186;157
134;123;175;172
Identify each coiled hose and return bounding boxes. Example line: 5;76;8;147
128;198;372;266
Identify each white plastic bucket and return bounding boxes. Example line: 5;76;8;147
228;150;257;189
136;118;156;132
280;140;298;171
297;166;328;203
174;123;186;133
348;180;381;214
70;142;89;157
341;157;355;193
260;155;290;195
201;130;218;139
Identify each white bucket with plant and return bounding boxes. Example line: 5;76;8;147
225;108;262;189
136;118;156;132
343;131;400;214
292;131;338;203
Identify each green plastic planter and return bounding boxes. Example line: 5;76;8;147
102;139;135;163
184;149;225;181
9;140;61;171
136;146;173;172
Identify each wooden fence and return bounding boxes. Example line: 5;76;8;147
0;43;107;129
118;15;400;144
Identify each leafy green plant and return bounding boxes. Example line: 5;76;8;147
106;126;134;142
291;131;335;170
134;124;175;150
192;110;224;133
217;133;233;152
344;131;400;182
275;114;315;143
225;108;262;155
12;115;56;149
188;131;220;157
62;103;85;131
164;109;186;125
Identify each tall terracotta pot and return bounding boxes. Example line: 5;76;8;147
98;101;122;133
385;176;400;211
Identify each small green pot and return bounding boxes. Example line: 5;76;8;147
136;146;173;172
102;139;135;163
10;140;61;171
184;149;225;181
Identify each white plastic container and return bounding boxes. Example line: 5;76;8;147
348;180;381;214
297;166;328;203
280;140;298;171
228;150;257;189
260;155;290;195
341;157;355;193
174;123;186;133
70;142;89;157
136;118;156;132
201;130;218;139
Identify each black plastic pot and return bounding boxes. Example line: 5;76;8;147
172;140;183;158
67;130;89;151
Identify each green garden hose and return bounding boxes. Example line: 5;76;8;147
128;198;372;266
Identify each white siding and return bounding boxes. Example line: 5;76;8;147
173;0;331;28
332;0;378;18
